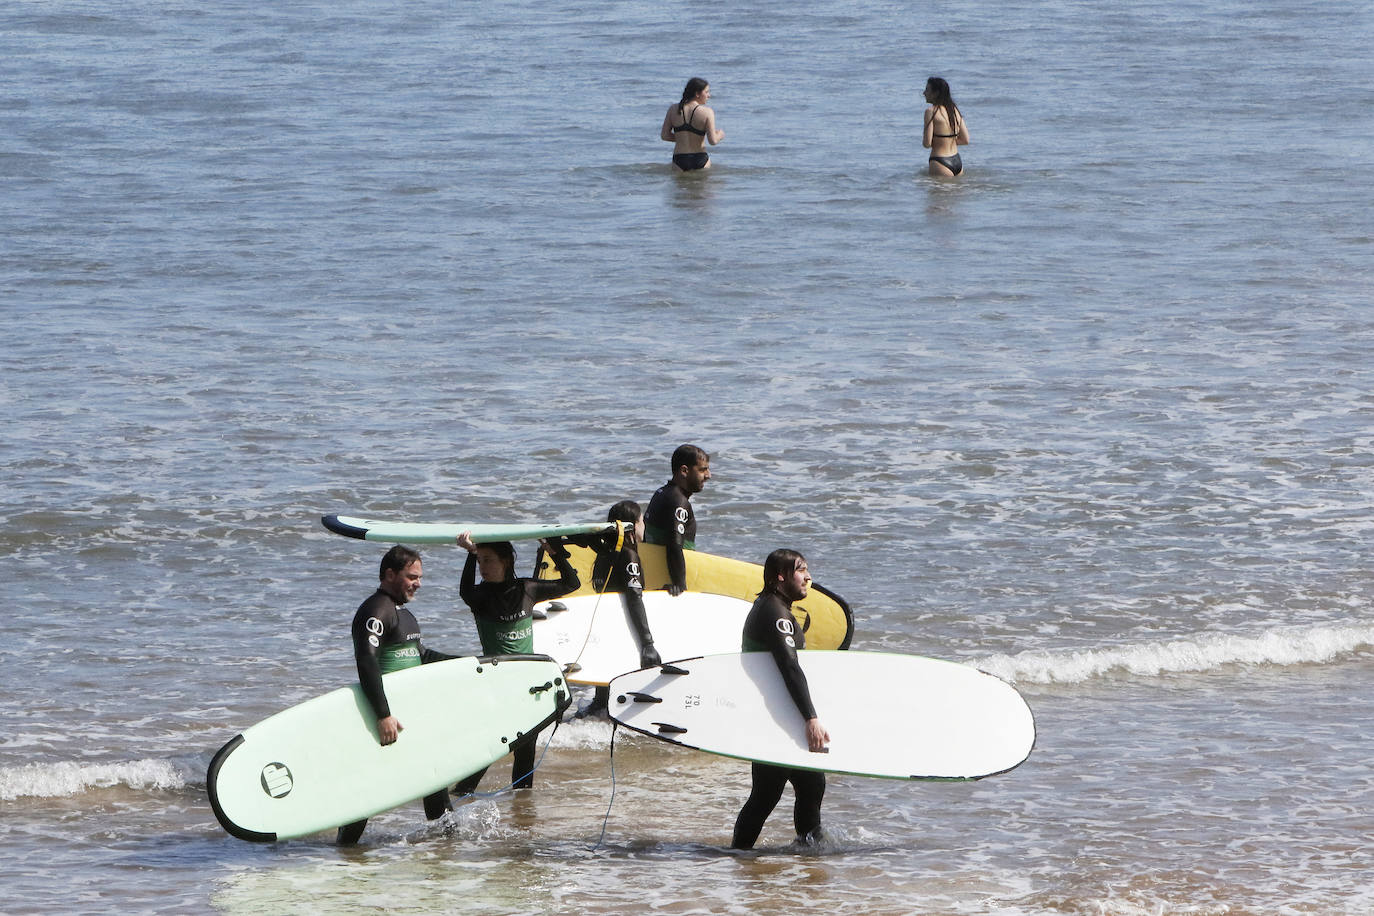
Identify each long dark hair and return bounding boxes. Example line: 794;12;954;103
477;541;516;581
679;77;708;117
761;548;806;596
925;76;962;135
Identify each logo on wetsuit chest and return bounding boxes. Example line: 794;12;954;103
261;762;294;798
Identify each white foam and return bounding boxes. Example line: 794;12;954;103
978;623;1374;685
0;758;188;800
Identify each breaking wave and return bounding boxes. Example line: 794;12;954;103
0;758;192;801
979;623;1374;685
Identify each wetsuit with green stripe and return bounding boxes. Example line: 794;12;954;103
352;589;455;719
452;541;580;793
341;588;455;843
459;544;581;655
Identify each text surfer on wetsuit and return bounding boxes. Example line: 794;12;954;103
643;443;711;597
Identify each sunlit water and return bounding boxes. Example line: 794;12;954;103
4;0;1374;913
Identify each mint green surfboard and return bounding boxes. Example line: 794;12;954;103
207;655;569;842
321;514;611;545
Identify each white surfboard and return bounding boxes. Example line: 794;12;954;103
532;591;754;686
322;514;612;545
208;655;569;842
608;652;1034;780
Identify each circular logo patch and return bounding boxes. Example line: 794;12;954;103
261;762;294;798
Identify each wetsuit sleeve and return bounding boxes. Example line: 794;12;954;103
420;645;456;664
352;598;393;720
664;538;687;592
763;603;817;721
459;551;478;607
618;540;655;648
526;539;581;602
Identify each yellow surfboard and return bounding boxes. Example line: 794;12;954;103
534;542;853;651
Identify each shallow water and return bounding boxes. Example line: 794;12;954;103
4;0;1374;913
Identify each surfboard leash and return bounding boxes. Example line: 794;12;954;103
565;521;628;675
458;714;564;801
591;719;620;850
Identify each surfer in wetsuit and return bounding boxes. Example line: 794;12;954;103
337;545;457;845
451;531;581;793
660;77;724;172
731;548;830;850
644;444;711;596
576;500;662;718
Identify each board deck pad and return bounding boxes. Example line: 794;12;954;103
532;591;754;686
322;514;611;545
608;651;1034;780
208;655;569;842
535;543;854;651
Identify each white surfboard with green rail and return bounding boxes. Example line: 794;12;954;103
322;514;611;545
207;655;569;842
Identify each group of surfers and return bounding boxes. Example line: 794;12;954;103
661;75;971;176
340;444;827;850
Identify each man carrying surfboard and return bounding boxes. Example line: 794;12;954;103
732;549;830;850
643;444;711;596
338;545;457;844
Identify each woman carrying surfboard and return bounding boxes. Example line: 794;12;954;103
453;531;581;792
731;549;830;850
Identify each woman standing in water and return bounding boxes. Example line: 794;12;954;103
661;77;724;172
451;532;580;793
922;76;971;177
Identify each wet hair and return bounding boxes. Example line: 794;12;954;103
475;541;516;580
607;500;643;524
761;548;806;595
679;77;709;116
671;444;709;475
925;76;962;136
379;544;421;581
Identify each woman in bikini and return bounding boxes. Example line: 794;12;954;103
922;76;971;177
660;77;724;172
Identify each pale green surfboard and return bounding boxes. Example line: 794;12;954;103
322;514;612;545
207;655;569;842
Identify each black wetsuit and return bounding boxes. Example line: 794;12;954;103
731;591;825;850
590;525;660;668
338;589;456;843
452;543;580;792
644;481;696;593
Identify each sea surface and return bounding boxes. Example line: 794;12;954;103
4;0;1374;913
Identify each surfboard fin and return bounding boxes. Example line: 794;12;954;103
652;722;688;735
626;692;662;704
659;664;690;676
529;681;555;695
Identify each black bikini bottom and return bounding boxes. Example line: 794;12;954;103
673;152;710;171
929;153;963;175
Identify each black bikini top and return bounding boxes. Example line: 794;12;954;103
673;104;707;136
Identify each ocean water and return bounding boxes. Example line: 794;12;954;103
3;0;1374;913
